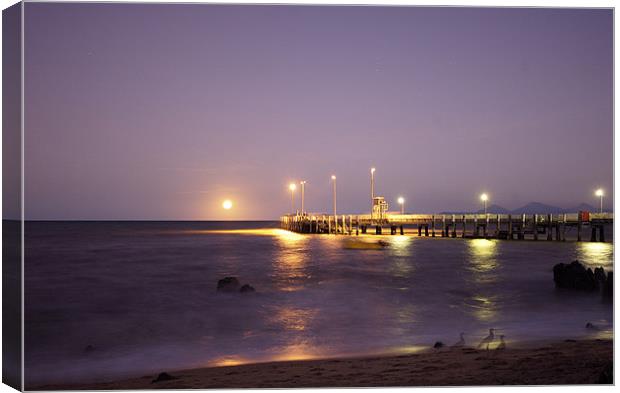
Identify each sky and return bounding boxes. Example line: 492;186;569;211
22;4;613;220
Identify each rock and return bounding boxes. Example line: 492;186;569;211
84;345;95;353
152;372;177;383
217;277;240;293
597;361;613;384
433;341;444;349
594;267;606;284
239;284;255;293
602;271;613;301
585;322;598;330
553;260;597;291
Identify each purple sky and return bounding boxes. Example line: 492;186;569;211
24;4;612;220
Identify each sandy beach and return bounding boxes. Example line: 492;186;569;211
34;339;612;389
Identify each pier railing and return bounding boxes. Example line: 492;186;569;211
280;212;613;242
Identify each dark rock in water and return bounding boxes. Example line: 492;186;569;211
217;277;240;293
585;322;597;329
152;372;177;383
602;271;613;301
553;260;597;291
594;267;606;284
433;341;444;349
84;345;95;353
597;361;613;384
239;284;255;293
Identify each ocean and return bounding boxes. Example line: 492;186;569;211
24;221;613;386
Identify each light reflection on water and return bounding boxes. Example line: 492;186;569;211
272;230;310;292
270;306;317;332
466;295;499;323
576;242;614;270
468;239;499;276
464;239;500;323
24;222;614;385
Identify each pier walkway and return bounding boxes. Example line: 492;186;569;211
280;212;613;242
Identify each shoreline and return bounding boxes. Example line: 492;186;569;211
33;338;613;390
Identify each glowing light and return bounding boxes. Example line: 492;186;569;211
467;295;498;322
576;242;613;269
371;167;376;174
211;356;249;367
272;342;323;362
595;188;604;197
480;193;488;202
222;200;233;210
397;197;405;204
187;228;302;238
468;238;499;283
331;175;336;180
271;306;317;332
289;183;296;191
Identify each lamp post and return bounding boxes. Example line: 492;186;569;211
595;189;604;213
398;197;405;214
371;167;376;201
331;175;337;234
289;183;296;214
300;181;306;215
480;193;489;214
331;175;337;218
370;167;376;218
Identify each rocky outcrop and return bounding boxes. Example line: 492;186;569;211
217;277;240;293
152;372;177;383
553;261;613;301
602;271;613;302
217;277;257;294
553;261;597;291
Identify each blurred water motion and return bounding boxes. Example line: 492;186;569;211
24;221;613;386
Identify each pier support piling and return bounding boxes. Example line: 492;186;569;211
452;215;457;238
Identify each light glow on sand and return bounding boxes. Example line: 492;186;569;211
211;356;250;367
272;342;324;362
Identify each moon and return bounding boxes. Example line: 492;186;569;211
222;200;233;210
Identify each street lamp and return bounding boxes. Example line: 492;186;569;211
371;168;376;201
480;193;489;214
595;189;604;213
397;197;405;214
300;181;306;215
370;167;376;218
331;175;337;219
288;183;296;214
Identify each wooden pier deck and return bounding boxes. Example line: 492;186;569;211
280;212;613;242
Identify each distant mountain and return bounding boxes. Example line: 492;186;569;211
510;202;598;214
567;203;597;212
475;204;511;214
511;202;565;214
440;202;600;215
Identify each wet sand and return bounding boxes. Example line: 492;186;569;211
35;339;612;389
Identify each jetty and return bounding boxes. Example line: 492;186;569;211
280;211;613;242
